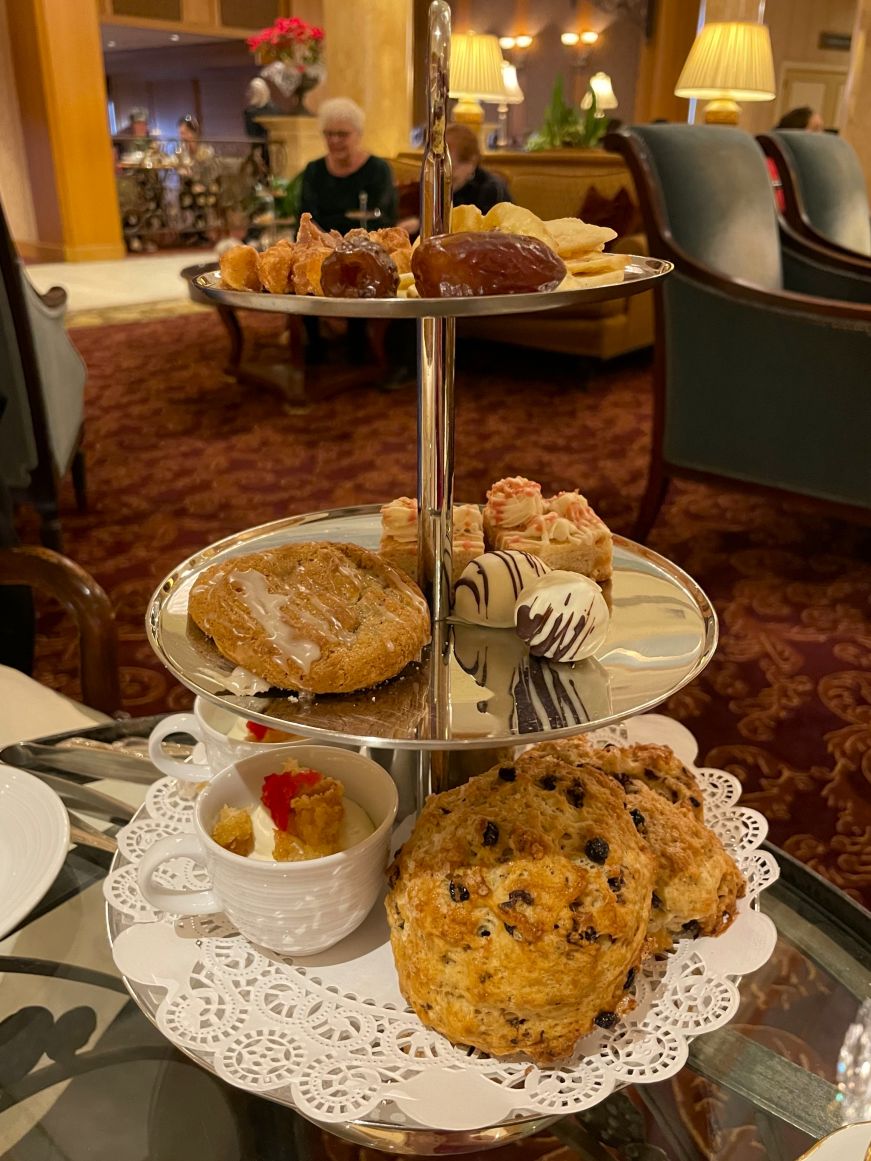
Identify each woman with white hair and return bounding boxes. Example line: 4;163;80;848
299;97;397;234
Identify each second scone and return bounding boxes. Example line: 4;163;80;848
386;754;654;1065
188;541;431;694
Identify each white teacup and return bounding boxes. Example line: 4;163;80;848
137;744;399;955
148;696;307;783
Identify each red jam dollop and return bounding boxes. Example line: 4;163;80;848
261;769;322;831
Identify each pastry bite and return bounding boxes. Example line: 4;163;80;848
386;752;655;1065
483;476;546;541
484;480;613;582
450;204;485;233
453;549;549;627
188;541;431;695
379;497;485;584
219;244;262;292
514;570;610;661
411;231;566;298
292;245;331;296
210;757;374;862
256;240;296;294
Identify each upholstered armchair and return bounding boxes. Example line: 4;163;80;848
0;197;87;550
757;130;871;270
605;125;871;538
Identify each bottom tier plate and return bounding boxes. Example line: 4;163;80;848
146;506;718;750
104;715;779;1151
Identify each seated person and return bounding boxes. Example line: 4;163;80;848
300;98;397;235
766;106;824;211
402;125;512;236
445;124;511;214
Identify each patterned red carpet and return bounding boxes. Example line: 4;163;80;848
21;310;871;909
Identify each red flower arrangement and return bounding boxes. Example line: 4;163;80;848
247;16;325;67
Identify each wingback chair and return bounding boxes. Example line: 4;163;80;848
758;130;871;268
604;125;871;538
0;197;87;551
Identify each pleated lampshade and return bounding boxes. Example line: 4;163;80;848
500;62;525;106
675;22;776;102
449;33;507;102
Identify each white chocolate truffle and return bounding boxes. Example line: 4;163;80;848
452;550;550;627
514;571;610;661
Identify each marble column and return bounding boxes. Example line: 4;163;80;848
842;0;871;195
321;0;414;160
6;0;123;260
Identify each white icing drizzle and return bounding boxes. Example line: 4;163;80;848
223;666;272;695
229;569;321;674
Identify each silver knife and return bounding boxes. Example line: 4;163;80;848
1;740;175;784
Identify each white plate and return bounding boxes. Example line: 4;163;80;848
0;766;70;939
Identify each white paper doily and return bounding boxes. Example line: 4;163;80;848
104;715;779;1132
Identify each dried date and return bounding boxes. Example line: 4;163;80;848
411;231;566;298
321;237;398;298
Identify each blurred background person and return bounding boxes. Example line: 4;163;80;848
445;124;510;214
112;106;151;162
174;115;217;246
299;97;396;235
776;106;824;131
299;97;396;363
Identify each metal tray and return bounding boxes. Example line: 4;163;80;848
194;256;671;318
145;505;717;751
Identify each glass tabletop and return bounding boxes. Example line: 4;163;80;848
2;721;869;1161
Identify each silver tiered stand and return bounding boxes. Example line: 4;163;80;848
139;2;713;1152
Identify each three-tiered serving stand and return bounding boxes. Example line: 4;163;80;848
132;2;722;1151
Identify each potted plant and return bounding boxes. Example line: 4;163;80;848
526;76;609;151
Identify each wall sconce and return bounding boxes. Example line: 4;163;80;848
561;28;599;69
499;36;516;49
515;34;533;49
561;30;598;47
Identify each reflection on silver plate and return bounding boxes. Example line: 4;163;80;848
194;256;671;318
146;506;717;750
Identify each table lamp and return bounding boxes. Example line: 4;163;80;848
581;72;618;112
449;32;507;135
675;21;775;125
496;61;524;147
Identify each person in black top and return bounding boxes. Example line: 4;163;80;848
300;98;397;234
445;124;511;214
298;98;397;365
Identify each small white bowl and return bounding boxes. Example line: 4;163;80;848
137;744;398;955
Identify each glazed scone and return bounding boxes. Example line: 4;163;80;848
379;497;485;584
188;541;430;695
386;753;654;1065
533;738;705;820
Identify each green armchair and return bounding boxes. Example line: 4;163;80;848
605;125;871;539
757;129;871;267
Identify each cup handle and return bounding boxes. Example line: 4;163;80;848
137;832;222;915
148;714;210;782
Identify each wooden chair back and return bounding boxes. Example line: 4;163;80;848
0;546;120;715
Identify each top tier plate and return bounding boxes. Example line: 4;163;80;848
194;257;671;318
146;506;717;750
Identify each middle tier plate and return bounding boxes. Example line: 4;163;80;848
194;256;672;317
147;507;717;750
